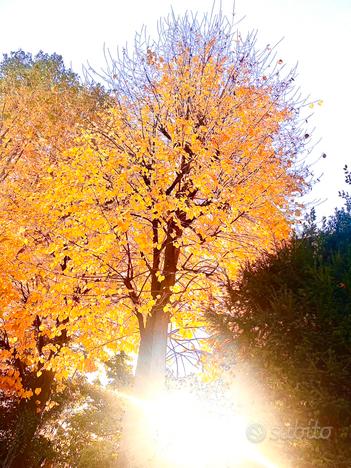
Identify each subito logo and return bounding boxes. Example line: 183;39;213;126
246;423;267;443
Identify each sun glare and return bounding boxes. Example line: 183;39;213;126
118;389;278;468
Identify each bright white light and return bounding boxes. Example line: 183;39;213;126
119;389;278;468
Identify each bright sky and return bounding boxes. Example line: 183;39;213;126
0;0;350;217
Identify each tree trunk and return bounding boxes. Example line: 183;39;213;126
118;307;169;467
118;222;180;466
135;306;169;394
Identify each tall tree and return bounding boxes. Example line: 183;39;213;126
1;10;310;465
32;11;309;465
59;10;309;390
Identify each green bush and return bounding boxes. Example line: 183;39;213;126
209;204;351;466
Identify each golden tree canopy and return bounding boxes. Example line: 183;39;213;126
0;13;310;399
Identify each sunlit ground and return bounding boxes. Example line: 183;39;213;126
117;378;285;468
146;391;275;467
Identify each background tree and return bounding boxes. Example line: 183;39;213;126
50;353;132;468
0;353;132;468
0;51;106;467
208;186;351;466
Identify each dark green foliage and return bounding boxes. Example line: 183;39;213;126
0;395;18;463
0;353;132;468
339;165;351;211
208;201;351;466
0;50;79;88
44;352;132;467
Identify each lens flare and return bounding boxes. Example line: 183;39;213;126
117;389;279;467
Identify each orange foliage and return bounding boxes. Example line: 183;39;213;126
0;21;309;401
